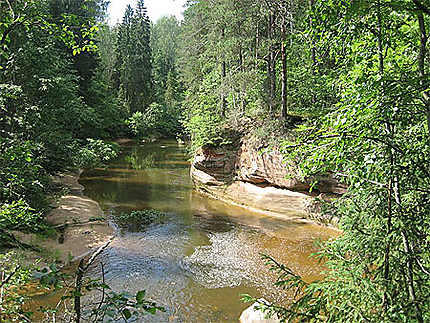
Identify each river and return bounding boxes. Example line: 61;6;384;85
78;140;336;322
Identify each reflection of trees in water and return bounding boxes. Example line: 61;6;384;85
123;144;187;171
90;191;120;208
102;191;119;203
125;149;156;170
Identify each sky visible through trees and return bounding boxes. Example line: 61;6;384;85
108;0;187;24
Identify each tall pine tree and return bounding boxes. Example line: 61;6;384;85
116;1;152;113
132;0;152;110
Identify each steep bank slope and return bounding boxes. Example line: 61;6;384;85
191;137;346;226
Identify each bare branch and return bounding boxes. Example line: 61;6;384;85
74;238;114;323
0;266;20;289
5;0;15;20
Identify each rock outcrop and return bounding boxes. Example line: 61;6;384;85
16;170;114;264
191;137;346;226
239;300;280;323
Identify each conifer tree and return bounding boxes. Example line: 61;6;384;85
116;1;152;113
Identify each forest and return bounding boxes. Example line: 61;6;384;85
1;0;430;322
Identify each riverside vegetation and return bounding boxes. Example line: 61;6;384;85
1;0;430;322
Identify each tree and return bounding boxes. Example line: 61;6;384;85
116;4;135;112
151;16;181;105
116;1;152;113
131;0;152;109
244;1;430;321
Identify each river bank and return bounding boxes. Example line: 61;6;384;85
191;135;346;227
14;169;114;265
75;140;338;322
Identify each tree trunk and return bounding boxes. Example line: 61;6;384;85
376;3;393;317
255;21;259;69
221;27;227;117
74;259;85;323
309;0;316;72
309;0;316;106
281;16;288;120
239;44;246;113
417;11;430;135
267;12;276;114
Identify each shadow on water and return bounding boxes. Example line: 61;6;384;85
77;139;338;322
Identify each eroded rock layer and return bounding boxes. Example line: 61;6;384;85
191;138;346;226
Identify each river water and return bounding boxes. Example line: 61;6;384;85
78;140;336;322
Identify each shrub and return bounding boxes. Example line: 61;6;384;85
127;103;181;139
0;252;34;320
0;139;51;211
182;71;230;151
0;200;45;232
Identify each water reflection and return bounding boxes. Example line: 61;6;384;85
125;149;156;170
79;140;337;322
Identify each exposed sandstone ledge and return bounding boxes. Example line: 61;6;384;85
192;166;311;216
191;138;346;226
15;170;114;264
240;299;280;323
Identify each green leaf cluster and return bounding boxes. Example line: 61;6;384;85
246;1;430;322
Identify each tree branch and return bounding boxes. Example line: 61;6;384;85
412;0;430;16
0;266;20;289
74;238;114;323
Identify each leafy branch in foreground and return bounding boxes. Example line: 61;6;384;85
1;241;164;322
242;254;323;323
245;1;430;322
62;238;165;322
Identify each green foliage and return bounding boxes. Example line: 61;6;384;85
125;151;156;170
246;1;430;322
0;252;34;321
184;110;224;151
114;209;167;231
0;1;165;321
182;71;231;150
0;253;164;322
127;103;181;139
84;288;165;322
0;0;100;69
73;139;119;169
4;0;429;321
83;70;128;139
43;262;165;322
115;2;152;113
0;200;45;233
151;16;182;106
0;140;51;211
0;0;123;235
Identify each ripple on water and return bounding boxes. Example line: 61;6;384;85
182;230;261;289
76;141;336;322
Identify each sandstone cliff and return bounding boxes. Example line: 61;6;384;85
191;137;346;226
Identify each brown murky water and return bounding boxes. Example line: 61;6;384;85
75;140;337;322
